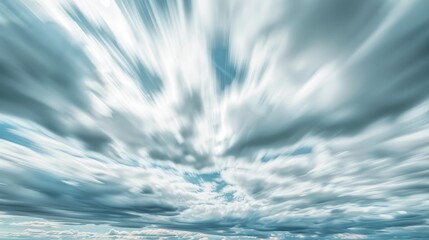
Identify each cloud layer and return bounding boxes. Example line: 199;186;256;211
0;0;428;239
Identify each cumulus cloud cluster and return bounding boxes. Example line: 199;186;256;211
1;227;216;240
0;0;428;239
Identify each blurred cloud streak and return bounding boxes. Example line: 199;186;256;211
0;0;428;239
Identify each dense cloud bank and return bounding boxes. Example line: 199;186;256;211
0;0;428;239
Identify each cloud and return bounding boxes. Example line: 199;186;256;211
0;126;199;228
0;0;428;239
53;0;216;167
10;221;60;228
0;1;112;152
107;228;212;239
335;233;367;239
220;0;429;156
219;114;429;235
1;228;221;240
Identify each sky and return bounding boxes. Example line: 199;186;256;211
0;0;428;239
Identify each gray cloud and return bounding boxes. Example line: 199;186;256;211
0;159;182;227
0;1;111;151
0;135;197;228
223;0;429;156
0;0;428;239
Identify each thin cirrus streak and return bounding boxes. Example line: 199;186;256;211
0;0;428;239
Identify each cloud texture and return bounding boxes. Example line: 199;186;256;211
0;0;428;239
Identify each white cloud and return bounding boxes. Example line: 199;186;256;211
10;221;61;228
0;0;428;239
335;233;367;239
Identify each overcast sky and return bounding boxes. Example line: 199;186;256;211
0;0;429;239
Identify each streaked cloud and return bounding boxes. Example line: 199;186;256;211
0;0;428;239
